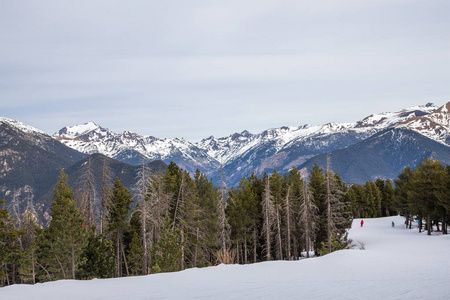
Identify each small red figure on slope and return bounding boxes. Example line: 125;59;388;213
361;220;364;227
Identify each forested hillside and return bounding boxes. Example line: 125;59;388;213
1;157;449;286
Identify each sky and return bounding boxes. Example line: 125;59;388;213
1;0;450;141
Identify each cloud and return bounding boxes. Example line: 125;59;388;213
0;1;449;140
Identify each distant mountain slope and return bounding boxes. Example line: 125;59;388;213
54;122;219;174
399;102;450;145
0;118;86;217
300;127;450;184
54;103;440;186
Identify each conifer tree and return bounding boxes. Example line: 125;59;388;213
127;231;144;275
394;167;413;228
152;215;184;273
0;199;21;286
324;158;347;253
308;164;326;256
107;178;132;277
193;169;219;267
44;170;86;280
146;171;171;271
270;170;284;260
409;158;446;235
77;228;115;279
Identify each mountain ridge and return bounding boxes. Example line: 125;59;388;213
50;102;448;186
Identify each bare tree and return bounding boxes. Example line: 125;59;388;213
9;189;21;229
79;154;96;228
261;175;275;261
299;180;318;258
133;159;151;275
218;163;231;263
100;156;113;235
275;204;283;260
284;186;293;260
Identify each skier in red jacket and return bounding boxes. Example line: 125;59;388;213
361;220;364;227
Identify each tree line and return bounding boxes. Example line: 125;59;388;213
0;157;448;286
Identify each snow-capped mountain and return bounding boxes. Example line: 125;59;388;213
0;117;86;221
53;103;445;186
54;122;219;173
399;102;450;145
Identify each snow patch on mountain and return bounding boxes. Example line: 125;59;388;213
0;117;46;135
399;102;450;146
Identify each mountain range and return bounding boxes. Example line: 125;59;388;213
1;101;450;221
53;102;449;185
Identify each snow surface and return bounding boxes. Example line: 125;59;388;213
2;216;449;300
0;117;45;135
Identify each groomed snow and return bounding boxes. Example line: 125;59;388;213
2;216;449;299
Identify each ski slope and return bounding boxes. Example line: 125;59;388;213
2;216;449;299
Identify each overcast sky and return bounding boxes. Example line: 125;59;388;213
1;1;449;141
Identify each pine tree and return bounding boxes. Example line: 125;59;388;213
127;231;144;276
394;167;413;228
152;215;183;273
44;170;86;280
409;158;446;235
77;228;115;279
308;164;326;256
18;208;39;284
146;171;171;271
270;170;284;260
107;177;133;277
193;169;219;267
324;158;347;253
0;199;21;286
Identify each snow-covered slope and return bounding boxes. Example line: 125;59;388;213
3;216;449;300
399;102;450;145
0;117;46;135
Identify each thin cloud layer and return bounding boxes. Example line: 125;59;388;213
1;0;449;140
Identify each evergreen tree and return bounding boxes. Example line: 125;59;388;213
0;199;22;286
193;169;219;267
152;215;184;273
409;158;446;235
77;228;115;279
43;170;86;280
394;167;413;228
107;177;133;277
324;159;347;253
308;164;327;256
365;181;381;217
127;231;144;276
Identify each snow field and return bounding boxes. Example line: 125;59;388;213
1;216;449;300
